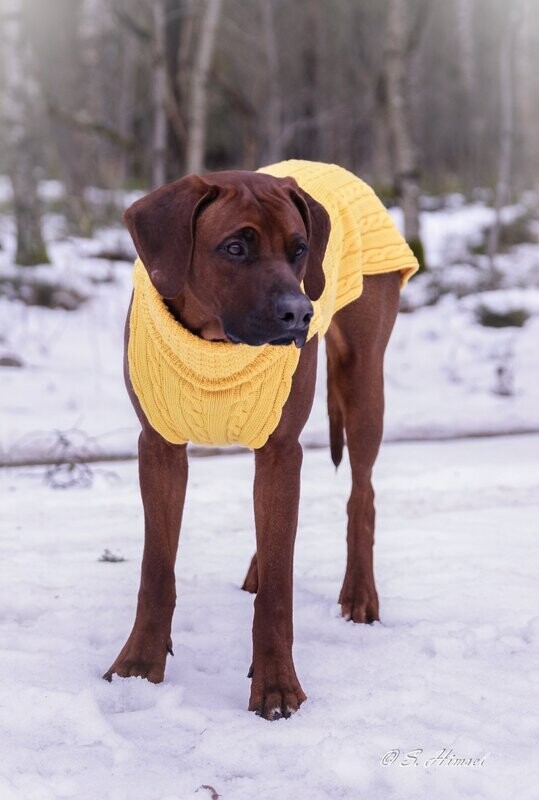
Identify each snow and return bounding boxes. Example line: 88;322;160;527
391;201;494;267
0;177;143;208
460;287;539;316
1;434;538;799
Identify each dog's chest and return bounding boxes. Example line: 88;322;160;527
128;261;303;448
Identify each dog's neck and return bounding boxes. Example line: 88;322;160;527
166;288;228;343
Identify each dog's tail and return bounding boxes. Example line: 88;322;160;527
327;354;345;469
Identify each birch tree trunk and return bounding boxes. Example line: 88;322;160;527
384;0;424;268
487;1;524;278
116;19;138;185
372;74;393;190
456;0;475;100
259;0;282;164
456;0;483;192
31;0;93;236
300;0;321;161
513;0;533;196
151;0;168;187
185;0;223;175
2;0;49;265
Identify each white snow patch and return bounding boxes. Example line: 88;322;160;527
1;435;538;799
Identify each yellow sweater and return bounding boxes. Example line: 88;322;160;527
128;160;418;448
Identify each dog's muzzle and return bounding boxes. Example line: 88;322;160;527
225;291;313;348
270;292;313;348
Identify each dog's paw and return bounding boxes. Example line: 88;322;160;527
248;657;306;720
339;583;379;624
103;629;173;684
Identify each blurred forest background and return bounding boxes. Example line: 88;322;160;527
0;0;537;266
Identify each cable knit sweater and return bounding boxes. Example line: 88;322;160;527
128;160;419;448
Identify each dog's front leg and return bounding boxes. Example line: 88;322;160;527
248;436;306;719
247;338;317;720
104;429;187;683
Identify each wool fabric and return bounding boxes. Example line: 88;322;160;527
128;160;419;449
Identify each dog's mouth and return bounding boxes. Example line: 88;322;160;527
225;330;307;349
223;330;243;344
270;332;307;348
270;335;294;346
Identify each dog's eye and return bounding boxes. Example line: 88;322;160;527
226;242;245;257
294;243;307;259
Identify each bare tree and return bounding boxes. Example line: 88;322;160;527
259;0;282;164
151;0;168;187
298;0;323;161
31;0;95;236
513;0;534;196
487;0;525;277
1;0;49;265
2;0;538;210
384;0;425;267
112;0;189;183
115;14;139;185
456;0;476;102
185;0;223;175
371;74;393;189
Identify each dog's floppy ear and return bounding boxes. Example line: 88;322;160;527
124;175;218;298
287;185;330;302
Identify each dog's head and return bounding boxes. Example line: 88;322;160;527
124;171;330;347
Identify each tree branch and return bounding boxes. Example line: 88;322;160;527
113;9;152;42
47;103;138;151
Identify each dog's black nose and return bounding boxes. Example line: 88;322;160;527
274;293;313;330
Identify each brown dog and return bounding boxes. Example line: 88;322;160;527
104;162;414;720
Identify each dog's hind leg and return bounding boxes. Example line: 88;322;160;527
326;271;400;623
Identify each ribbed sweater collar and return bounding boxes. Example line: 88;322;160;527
133;258;301;391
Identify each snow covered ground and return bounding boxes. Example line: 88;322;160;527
1;434;538;800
